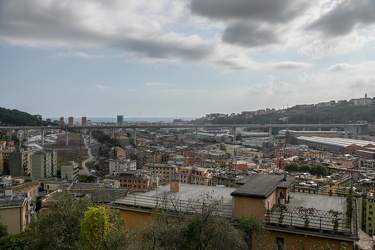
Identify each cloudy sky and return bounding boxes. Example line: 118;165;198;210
1;0;375;119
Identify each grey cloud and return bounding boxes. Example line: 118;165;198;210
272;61;312;70
119;37;213;61
0;1;107;46
308;0;375;37
327;63;356;72
191;0;311;23
215;59;249;70
349;79;375;91
222;22;280;47
0;0;213;63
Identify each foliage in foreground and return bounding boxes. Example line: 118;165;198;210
27;191;93;250
0;191;350;250
80;206;127;250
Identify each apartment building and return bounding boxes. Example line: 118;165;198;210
115;170;151;192
31;149;57;178
191;167;212;186
61;161;79;181
108;158;136;175
9;149;33;176
179;166;192;184
142;163;177;186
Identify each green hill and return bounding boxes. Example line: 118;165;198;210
194;99;375;126
0;107;43;126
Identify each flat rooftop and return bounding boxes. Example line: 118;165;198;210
116;184;236;207
288;192;346;213
113;184;236;217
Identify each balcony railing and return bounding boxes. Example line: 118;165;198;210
112;193;233;218
266;202;358;238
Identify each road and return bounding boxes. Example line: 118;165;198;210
79;137;94;176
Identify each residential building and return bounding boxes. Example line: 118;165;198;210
81;116;87;125
68;117;74;126
59;117;65;125
9;149;33;176
6;180;39;201
31;149;57;178
115;170;152;191
142;163;177;186
0;190;32;234
179;166;192;184
112;174;364;249
211;173;243;188
190;167;212;186
61;161;79;181
108;158;137;175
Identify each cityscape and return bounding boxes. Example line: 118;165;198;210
2;0;375;249
1;96;375;249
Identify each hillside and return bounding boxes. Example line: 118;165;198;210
0;107;44;126
194;99;375;125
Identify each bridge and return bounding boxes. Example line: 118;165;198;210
0;123;368;146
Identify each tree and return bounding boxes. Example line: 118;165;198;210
27;191;93;250
0;222;8;238
184;213;246;250
299;164;311;173
285;162;299;173
79;206;127;250
310;164;327;177
78;175;97;183
237;216;267;250
131;194;248;250
0;229;31;250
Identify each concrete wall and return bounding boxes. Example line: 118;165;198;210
0;207;23;234
260;230;354;250
232;196;266;220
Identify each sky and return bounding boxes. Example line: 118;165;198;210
1;0;375;119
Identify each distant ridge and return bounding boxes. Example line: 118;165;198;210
193;97;375;125
1;96;375;127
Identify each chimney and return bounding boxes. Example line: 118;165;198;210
170;169;180;192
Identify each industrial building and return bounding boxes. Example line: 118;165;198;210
297;136;375;154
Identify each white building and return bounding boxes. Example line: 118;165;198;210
108;158;137;175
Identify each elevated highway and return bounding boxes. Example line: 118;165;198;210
0;123;368;146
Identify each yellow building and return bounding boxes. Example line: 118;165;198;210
0;190;32;234
142;163;177;186
112;174;365;249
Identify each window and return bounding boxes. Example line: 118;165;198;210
276;237;284;250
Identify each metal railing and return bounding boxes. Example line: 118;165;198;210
268;205;356;237
112;193;233;218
